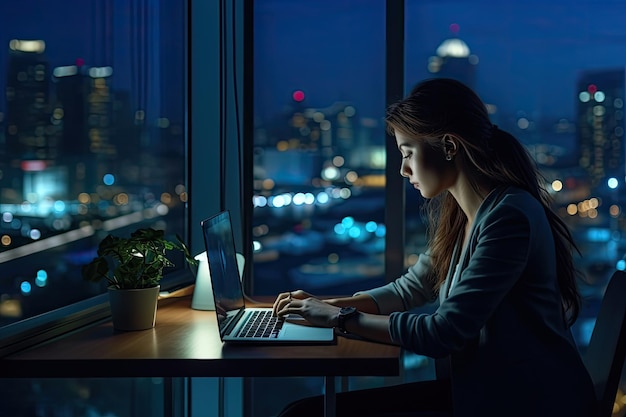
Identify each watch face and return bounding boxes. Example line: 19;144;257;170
337;306;358;334
340;306;357;316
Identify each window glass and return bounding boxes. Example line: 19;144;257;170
0;378;165;416
0;0;187;327
404;0;626;350
251;0;387;296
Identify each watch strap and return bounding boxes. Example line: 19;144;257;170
337;306;358;334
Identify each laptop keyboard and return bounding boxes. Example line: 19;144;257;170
237;310;284;338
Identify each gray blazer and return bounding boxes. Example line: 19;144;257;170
360;186;596;417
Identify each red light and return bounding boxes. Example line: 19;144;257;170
76;58;85;67
21;160;47;172
587;84;597;94
450;23;460;34
292;90;305;102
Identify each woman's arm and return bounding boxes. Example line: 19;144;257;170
273;251;436;317
272;291;380;315
276;296;395;345
341;310;395;344
271;252;436;344
325;293;380;313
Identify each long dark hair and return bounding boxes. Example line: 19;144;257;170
386;78;582;326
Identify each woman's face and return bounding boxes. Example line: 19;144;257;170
395;131;456;199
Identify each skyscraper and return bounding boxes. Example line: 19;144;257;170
3;39;64;202
427;24;478;89
576;68;625;189
53;64;88;156
5;39;53;162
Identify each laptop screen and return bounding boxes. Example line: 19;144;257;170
201;211;245;332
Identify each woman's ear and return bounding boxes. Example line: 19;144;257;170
442;134;459;159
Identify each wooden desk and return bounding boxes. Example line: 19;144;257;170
1;296;401;417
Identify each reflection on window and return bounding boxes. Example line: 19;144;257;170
0;378;164;417
0;1;186;328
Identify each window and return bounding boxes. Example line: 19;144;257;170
0;1;188;328
251;0;387;297
0;378;166;417
0;0;190;414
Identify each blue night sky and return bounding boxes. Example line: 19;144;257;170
0;0;184;117
254;0;626;125
2;1;626;128
0;1;119;94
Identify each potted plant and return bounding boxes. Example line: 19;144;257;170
82;228;198;331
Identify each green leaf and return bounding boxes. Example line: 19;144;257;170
83;227;197;289
82;257;110;283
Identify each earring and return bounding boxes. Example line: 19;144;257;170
446;154;452;161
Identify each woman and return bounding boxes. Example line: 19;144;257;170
273;78;596;417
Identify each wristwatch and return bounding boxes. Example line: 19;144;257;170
336;306;358;334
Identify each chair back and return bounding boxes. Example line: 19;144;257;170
584;270;626;417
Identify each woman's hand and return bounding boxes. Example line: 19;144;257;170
276;296;341;328
272;290;395;344
272;289;315;316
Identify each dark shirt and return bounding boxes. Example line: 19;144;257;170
361;186;596;417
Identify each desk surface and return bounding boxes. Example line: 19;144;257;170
2;296;401;379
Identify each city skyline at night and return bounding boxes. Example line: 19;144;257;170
2;2;626;415
1;0;626;335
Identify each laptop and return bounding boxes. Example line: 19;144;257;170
201;210;336;344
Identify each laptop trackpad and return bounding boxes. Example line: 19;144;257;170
282;321;334;341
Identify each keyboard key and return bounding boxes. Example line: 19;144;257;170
237;310;284;338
